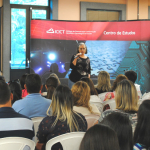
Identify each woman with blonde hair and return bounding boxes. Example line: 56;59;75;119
36;85;87;150
99;79;138;131
72;81;100;116
95;71;112;94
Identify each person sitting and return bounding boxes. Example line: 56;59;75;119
71;81;100;116
99;79;138;132
45;76;58;99
94;71;112;94
101;112;133;150
20;74;28;98
104;74;128;102
125;70;142;98
133;100;150;150
9;81;22;104
49;73;61;85
12;73;51;118
80;77;103;113
79;124;120;150
36;85;87;150
0;81;34;139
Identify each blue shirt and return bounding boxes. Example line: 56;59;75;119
12;93;51;118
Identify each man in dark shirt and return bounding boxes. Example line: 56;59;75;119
0;80;34;139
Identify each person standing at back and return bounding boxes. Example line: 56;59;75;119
12;74;51;118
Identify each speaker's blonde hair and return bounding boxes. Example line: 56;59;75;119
47;85;81;132
115;79;138;112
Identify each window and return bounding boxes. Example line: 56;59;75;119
10;0;48;6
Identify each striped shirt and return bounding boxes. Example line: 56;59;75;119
0;107;34;139
134;143;147;150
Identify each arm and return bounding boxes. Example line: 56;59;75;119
70;54;80;69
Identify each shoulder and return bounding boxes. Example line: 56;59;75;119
12;98;26;108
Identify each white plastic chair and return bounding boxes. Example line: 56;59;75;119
98;92;109;101
142;92;150;100
46;132;85;150
103;99;116;110
31;117;44;144
85;114;100;129
0;137;35;150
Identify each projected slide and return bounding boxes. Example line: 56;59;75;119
30;20;150;93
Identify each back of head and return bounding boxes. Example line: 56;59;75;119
20;74;28;89
125;70;137;83
49;73;61;85
0;75;5;82
47;85;79;132
112;74;128;91
0;81;11;105
46;76;58;99
101;112;133;150
80;77;98;95
134;100;150;148
25;74;42;94
9;81;22;104
80;124;120;150
71;81;90;108
96;71;111;91
115;79;138;112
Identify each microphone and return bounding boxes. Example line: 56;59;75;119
74;53;82;58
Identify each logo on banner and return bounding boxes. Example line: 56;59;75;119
46;28;54;33
46;28;65;34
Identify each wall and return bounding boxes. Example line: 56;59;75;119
58;0;150;20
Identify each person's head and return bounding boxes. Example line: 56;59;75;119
125;70;137;83
0;81;11;105
47;85;79;131
25;74;42;94
0;75;5;82
49;73;61;85
115;79;138;112
77;43;87;54
45;76;58;99
80;77;98;96
112;74;128;91
9;81;22;104
71;81;92;113
134;100;150;148
80;124;120;150
101;112;133;150
95;71;111;91
20;74;28;89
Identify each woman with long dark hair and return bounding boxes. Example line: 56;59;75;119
134;100;150;150
80;124;120;150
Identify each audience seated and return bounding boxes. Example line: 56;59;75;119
94;71;112;94
133;100;150;150
9;81;22;104
49;73;61;85
45;76;58;99
104;74;128;101
0;81;34;139
36;85;87;150
71;81;100;116
20;74;28;98
80;77;103;112
101;112;133;150
79;124;120;150
99;79;138;132
12;74;51;118
0;75;5;82
125;70;142;98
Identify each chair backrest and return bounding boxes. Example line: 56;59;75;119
0;137;35;150
98;92;109;101
85;114;100;129
142;92;150;100
31;117;44;144
46;132;85;150
103;99;116;110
